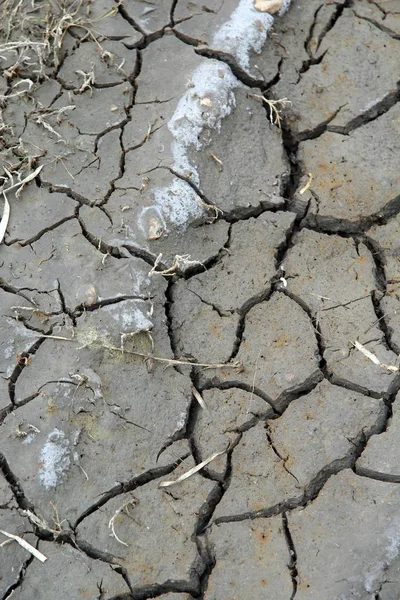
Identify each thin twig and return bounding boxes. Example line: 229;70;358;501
248;350;261;414
209;152;223;171
33;334;242;370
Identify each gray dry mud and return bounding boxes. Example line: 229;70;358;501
1;0;400;599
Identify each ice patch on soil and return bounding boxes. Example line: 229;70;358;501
104;302;153;332
362;516;400;595
38;428;71;489
146;58;236;226
148;0;291;229
176;412;187;430
3;342;14;359
213;0;275;70
3;320;37;376
131;269;151;295
168;61;238;183
152;177;203;227
362;95;387;112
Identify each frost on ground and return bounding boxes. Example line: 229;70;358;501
362;517;400;595
1;1;400;598
104;302;153;333
146;0;292;229
38;429;71;489
168;61;238;181
213;0;276;70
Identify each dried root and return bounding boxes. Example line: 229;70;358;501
248;93;292;129
108;497;138;547
148;253;205;277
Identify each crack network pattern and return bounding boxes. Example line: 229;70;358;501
1;0;400;599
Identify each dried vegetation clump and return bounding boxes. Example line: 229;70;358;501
0;0;119;238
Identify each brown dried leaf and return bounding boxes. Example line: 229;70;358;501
200;97;213;107
254;0;283;14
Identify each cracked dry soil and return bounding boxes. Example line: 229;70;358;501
1;0;400;599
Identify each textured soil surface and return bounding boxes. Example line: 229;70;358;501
1;1;400;599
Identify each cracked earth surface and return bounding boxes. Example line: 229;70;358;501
1;0;400;598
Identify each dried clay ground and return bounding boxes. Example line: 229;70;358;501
1;1;400;599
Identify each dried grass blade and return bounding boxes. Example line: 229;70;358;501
299;172;313;195
0;529;47;562
352;340;398;372
0;192;10;244
192;387;208;411
353;340;381;365
159;450;225;487
14;165;44;198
